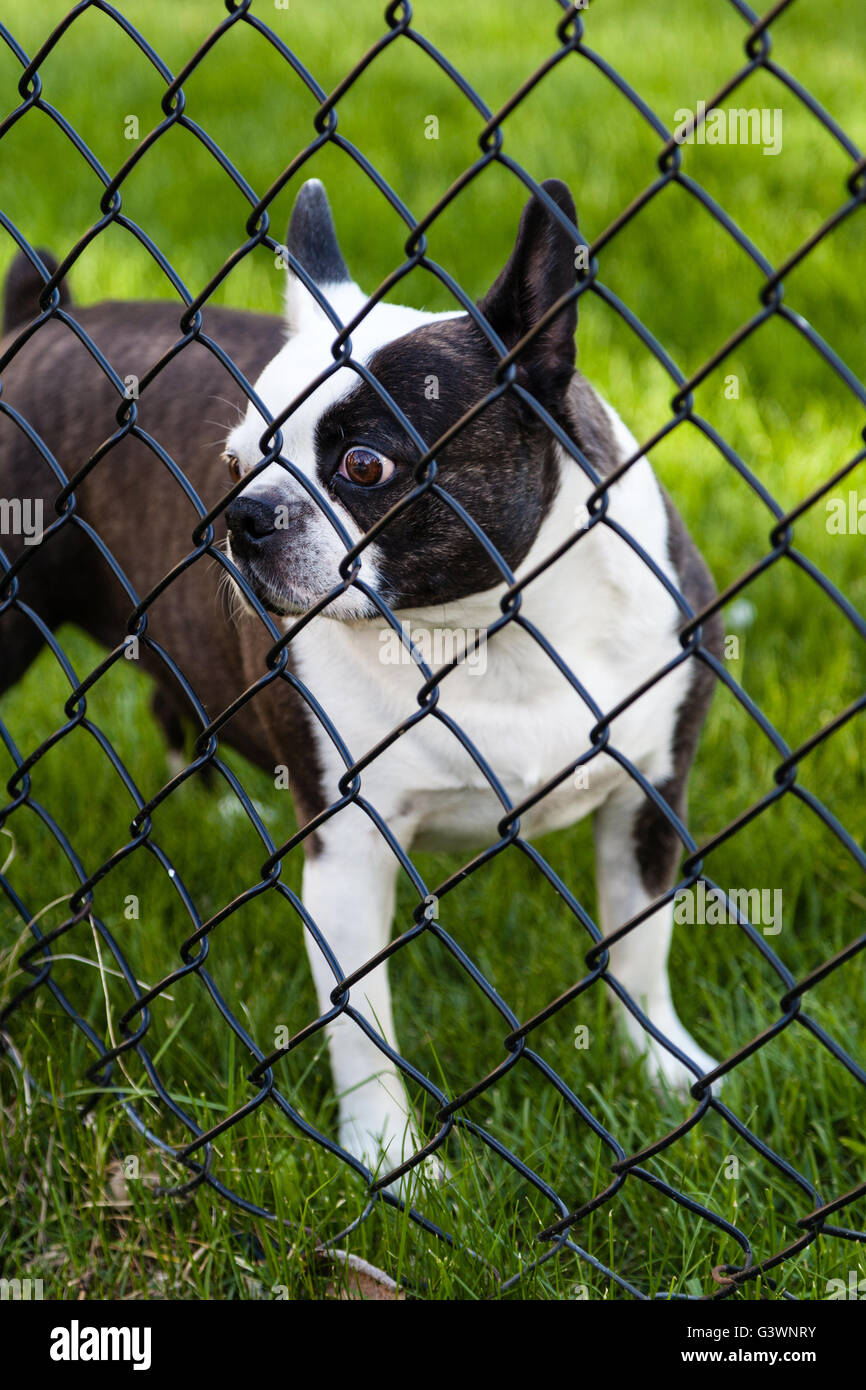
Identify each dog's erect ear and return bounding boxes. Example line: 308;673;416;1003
287;178;350;286
477;179;578;402
284;179;352;329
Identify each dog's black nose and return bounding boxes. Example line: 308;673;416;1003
225;495;278;544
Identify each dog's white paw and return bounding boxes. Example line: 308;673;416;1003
645;1035;720;1100
621;1010;720;1100
339;1093;448;1200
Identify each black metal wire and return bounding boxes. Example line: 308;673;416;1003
0;0;863;1299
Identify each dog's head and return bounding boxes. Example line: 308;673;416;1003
224;177;579;620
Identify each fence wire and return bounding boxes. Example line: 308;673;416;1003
0;0;864;1299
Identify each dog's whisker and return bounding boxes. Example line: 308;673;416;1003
210;394;246;418
208;546;247;628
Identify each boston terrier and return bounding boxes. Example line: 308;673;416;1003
0;178;722;1184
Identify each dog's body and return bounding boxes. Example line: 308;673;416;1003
0;180;722;1178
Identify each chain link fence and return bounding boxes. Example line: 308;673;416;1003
0;0;864;1299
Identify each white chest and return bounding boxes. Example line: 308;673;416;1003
288;512;688;852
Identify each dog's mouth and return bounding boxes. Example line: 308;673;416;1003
227;547;375;622
231;559;310;618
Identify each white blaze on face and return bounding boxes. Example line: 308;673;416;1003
224;272;460;621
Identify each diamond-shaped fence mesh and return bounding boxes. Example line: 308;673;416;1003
0;0;864;1299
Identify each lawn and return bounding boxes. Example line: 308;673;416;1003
0;0;865;1300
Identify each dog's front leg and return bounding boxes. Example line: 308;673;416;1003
592;783;718;1095
300;811;418;1176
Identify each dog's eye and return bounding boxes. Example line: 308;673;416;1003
222;452;242;484
338;446;395;487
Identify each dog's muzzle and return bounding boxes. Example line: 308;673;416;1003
224;490;308;614
225;491;304;553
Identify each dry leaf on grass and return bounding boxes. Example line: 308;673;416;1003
319;1250;405;1301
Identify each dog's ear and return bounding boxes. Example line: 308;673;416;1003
477;179;578;403
284;179;353;330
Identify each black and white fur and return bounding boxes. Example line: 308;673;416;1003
0;178;721;1182
222;179;722;1168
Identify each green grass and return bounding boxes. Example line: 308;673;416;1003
1;0;865;1300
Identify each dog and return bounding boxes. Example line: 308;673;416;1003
0;177;722;1183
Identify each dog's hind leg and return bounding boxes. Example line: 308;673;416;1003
593;780;718;1097
592;517;723;1096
